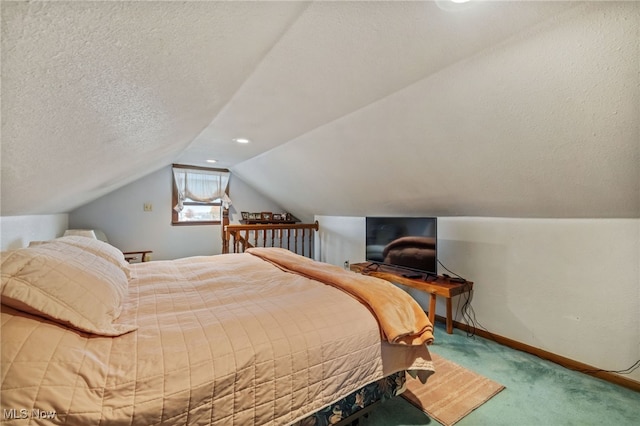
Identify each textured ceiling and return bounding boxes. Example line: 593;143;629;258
1;1;638;218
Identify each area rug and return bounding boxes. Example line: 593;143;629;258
402;353;505;426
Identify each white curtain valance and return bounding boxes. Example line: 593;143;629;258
173;167;231;213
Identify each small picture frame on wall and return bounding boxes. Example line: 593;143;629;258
248;212;258;220
261;212;273;221
272;213;283;221
241;211;249;220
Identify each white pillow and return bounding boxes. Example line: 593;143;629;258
1;243;137;336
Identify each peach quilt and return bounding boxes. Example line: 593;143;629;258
1;251;434;425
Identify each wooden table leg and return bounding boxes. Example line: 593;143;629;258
429;293;436;328
446;297;453;334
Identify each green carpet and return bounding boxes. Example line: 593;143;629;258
362;323;640;426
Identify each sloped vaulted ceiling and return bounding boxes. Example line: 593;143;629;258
1;1;639;218
1;0;308;215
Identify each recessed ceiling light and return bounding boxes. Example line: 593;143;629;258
436;0;473;11
233;138;251;144
206;159;217;164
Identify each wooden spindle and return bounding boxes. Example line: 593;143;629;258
222;221;319;257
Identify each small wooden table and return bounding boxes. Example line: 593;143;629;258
350;262;473;334
123;250;153;263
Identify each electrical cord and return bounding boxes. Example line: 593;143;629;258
578;360;640;375
369;259;640;376
437;259;491;339
437;259;466;281
444;260;640;376
454;284;502;342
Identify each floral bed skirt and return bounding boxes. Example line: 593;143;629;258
293;371;406;426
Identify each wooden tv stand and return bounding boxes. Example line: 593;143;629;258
350;262;473;334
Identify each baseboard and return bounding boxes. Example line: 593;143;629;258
433;314;640;393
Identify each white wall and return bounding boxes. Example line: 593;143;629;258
69;166;286;260
315;215;365;265
0;214;68;250
316;215;640;383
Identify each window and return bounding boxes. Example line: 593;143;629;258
172;164;231;225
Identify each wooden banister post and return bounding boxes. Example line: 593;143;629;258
222;208;230;254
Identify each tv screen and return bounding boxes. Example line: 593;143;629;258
365;217;437;275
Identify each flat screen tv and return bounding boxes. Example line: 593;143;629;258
365;217;437;275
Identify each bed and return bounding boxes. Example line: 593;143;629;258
1;236;434;425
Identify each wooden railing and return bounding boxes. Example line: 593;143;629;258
223;220;319;258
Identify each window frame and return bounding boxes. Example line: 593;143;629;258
171;163;230;226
